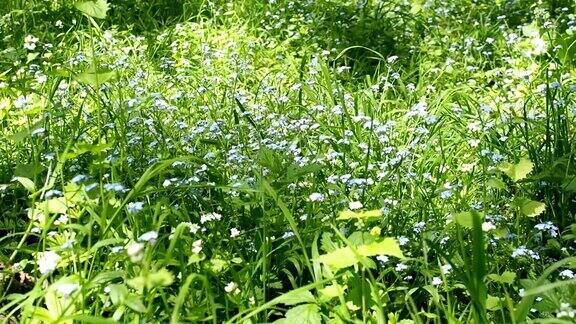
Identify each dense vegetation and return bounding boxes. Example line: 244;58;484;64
1;0;576;322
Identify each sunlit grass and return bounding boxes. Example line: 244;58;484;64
1;0;576;322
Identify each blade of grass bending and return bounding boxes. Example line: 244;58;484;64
514;256;576;321
260;179;314;277
101;156;206;237
171;273;215;324
226;275;342;324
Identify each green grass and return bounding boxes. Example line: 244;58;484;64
1;0;576;323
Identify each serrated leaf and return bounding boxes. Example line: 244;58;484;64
337;209;381;220
124;294;146;313
498;158;533;182
284;304;321;324
318;237;404;269
318;246;360;269
521;200;546;217
319;284;347;299
12;177;35;192
127;268;174;293
514;197;546;217
486;295;503;311
487;271;516;284
74;0;109;19
320;232;337;252
486;177;507;190
37;197;69;214
347;231;375;247
453;212;473;228
277;290;315;305
108;284;128;305
76;68;115;86
357;238;405;258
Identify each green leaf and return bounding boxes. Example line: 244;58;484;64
337;209;381;220
514;197;546;217
486;177;507;190
318;246;361;269
108;284;128;306
277;290;315;305
487;271;516;284
124;294;146;313
74;0;109;19
486;295;502;311
12;177;35;192
147;268;174;287
318;237;404;269
357;238;405;258
127;268;174;292
284;304;321;324
37;197;69;214
498;158;533;182
319;284;347;300
347;231;375;247
453;211;485;229
75;68;115;86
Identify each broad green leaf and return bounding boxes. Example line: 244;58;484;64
318;237;404;269
486;295;502;311
277;290;315;305
12;177;35;192
453;212;473;228
124;294;146;313
284;304;321;324
37;197;70;214
498;158;533;182
347;231;375;247
357;238;405;259
108;284;128;305
320;232;337;252
337;209;381;220
74;0;109;19
76;68;115;86
127;268;174;292
319;284;347;299
486;177;507;190
514;197;546;217
318;246;360;269
487;271;516;284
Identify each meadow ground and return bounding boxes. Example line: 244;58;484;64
1;0;576;323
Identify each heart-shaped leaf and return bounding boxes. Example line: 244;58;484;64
498;158;533;182
74;0;109;19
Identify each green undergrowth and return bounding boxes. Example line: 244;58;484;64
1;0;576;323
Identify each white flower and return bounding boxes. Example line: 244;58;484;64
482;221;496;232
559;269;575;279
309;192;324;202
432;277;442;286
138;231;158;243
230;228;241;238
348;201;363;210
413;222;426;234
55;283;80;298
398;236;409;246
395;263;408;272
37;250;61;275
200;212;222;224
192;239;203;254
441;264;452;274
224;281;240;294
127;242;145;262
376;255;389;263
127;201;145;214
24;35;39;50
